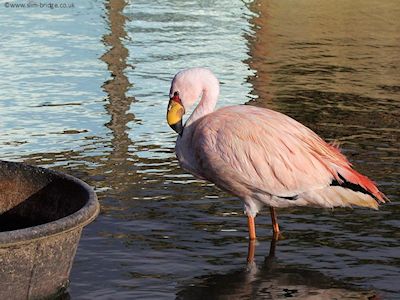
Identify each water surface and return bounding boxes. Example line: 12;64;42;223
0;0;399;298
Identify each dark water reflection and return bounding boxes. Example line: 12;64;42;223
0;0;399;299
177;241;377;299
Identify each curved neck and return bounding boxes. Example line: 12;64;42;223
186;87;219;127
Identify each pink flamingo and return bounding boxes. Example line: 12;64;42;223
166;67;387;242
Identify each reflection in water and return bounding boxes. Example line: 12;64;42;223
177;240;377;300
101;0;136;199
247;0;400;146
246;0;275;108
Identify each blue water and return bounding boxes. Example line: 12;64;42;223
0;0;399;298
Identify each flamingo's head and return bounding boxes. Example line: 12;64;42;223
167;68;217;135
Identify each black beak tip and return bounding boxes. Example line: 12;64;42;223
170;121;183;136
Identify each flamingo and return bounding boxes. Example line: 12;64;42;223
166;67;387;243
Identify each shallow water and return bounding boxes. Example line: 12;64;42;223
0;0;399;299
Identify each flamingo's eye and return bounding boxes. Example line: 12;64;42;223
171;91;181;104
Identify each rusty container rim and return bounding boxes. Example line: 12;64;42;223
0;161;100;247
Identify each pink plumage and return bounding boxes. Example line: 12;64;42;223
167;67;387;239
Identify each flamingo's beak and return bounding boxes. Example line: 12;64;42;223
167;99;185;135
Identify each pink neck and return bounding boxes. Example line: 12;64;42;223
186;87;219;127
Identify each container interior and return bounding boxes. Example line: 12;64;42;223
0;162;88;232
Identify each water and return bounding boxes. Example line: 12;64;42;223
0;0;399;298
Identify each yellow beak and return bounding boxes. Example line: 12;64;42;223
167;100;185;135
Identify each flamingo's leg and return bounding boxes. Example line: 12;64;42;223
247;215;256;240
269;207;280;236
247;239;256;263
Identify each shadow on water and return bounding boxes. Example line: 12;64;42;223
176;240;378;300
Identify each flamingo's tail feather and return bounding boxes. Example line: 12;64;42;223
292;167;387;209
335;168;387;204
296;186;380;209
